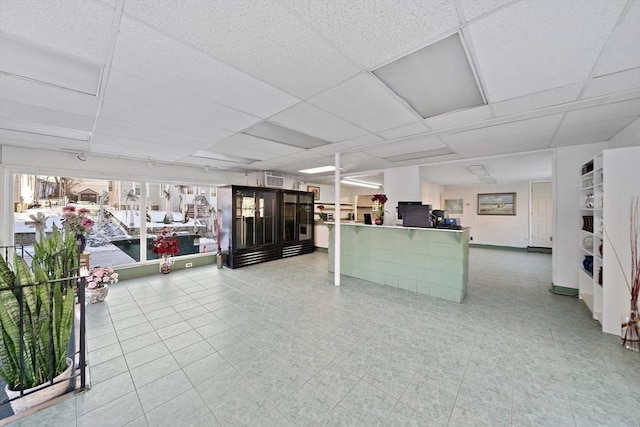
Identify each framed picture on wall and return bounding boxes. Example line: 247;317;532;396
444;198;463;214
307;185;320;200
477;193;516;215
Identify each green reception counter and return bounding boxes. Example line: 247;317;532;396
327;223;470;303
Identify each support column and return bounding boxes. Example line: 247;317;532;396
334;153;341;287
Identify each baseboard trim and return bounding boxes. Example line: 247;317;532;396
469;243;527;252
314;247;328;253
549;284;579;297
527;246;552;254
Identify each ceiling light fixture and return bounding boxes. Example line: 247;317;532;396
467;165;490;177
192;150;256;164
373;32;486;119
77;152;87;162
243;122;330;149
0;35;101;95
341;179;381;189
481;176;498;184
0;117;92;141
299;165;336;174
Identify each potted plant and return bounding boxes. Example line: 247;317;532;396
317;205;328;222
61;204;94;253
85;266;118;304
152;227;179;273
0;227;76;413
371;194;388;225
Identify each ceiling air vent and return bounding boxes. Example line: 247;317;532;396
265;171;284;188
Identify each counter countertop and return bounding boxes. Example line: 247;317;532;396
324;222;468;232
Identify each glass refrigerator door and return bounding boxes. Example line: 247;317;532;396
234;190;256;249
257;190;277;246
283;193;297;242
298;193;313;241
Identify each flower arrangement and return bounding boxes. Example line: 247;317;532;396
86;266;118;289
152;227;179;256
61;205;94;235
317;205;328;221
371;194;388;220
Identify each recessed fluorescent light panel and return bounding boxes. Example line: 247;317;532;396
373;33;486;119
0;117;92;141
299;165;335;174
341;179;380;189
384;147;453;162
467;165;489;177
0;36;101;95
243;122;330;149
481;176;498;184
192;150;256;164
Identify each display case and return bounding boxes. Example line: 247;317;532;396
217;186;314;268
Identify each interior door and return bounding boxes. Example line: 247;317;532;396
531;181;553;248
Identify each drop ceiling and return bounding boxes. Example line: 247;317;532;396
0;0;638;186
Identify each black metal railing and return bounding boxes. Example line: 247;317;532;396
0;246;86;415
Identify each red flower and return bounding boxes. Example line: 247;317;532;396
371;194;388;204
152;227;180;256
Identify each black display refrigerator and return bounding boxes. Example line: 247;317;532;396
217;186;314;268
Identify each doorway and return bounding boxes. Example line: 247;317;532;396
530;181;553;248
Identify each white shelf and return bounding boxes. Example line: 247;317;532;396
578;148;640;335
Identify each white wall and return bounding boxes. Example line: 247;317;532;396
552;142;606;290
607;118;640;149
421;180;444;209
384;166;421;223
442;182;530;247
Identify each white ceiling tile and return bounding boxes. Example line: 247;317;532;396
440;114;563;157
341;152;395;172
377;122;430;140
458;0;513;21
104;70;261;132
0;74;98;116
582;68;640;99
340;133;385;148
309;143;348;155
123;0;359;98
555;116;637;140
492;83;583;117
269;103;368;142
111;17;299;118
285;150;326;161
95;120;210;148
309;75;417;132
0;129;89;150
363;135;446;158
0;0;114;64
284;0;460;69
393;152;460;167
216;133;304;156
0;100;94;131
593;0;640;77
561;99;640;127
425;106;493;130
467;0;627;101
98;101;233;143
198;142;278;162
550;133;615;148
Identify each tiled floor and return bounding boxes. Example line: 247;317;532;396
6;248;640;426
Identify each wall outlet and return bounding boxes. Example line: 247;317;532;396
185;262;193;268
470;236;473;241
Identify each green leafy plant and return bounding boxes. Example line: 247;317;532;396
0;226;76;390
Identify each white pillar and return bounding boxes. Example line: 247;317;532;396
334;153;341;287
0;166;14;247
140;182;148;263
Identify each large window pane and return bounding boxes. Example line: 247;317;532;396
13;174;218;268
